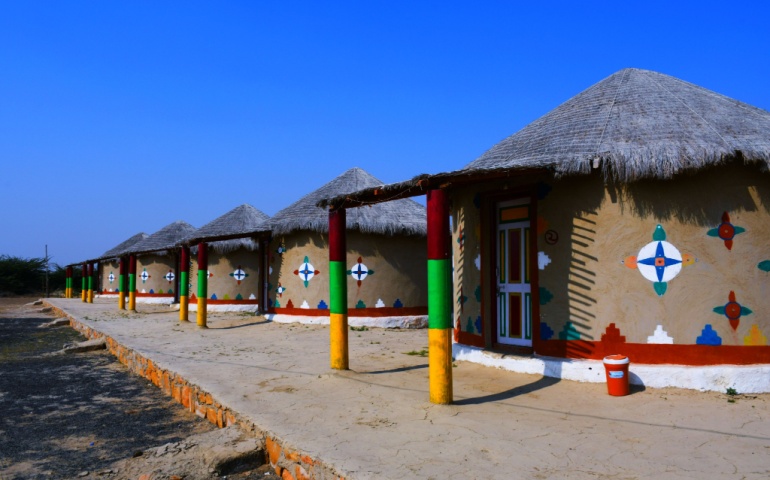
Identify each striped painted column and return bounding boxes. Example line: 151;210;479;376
179;245;190;322
87;263;94;303
427;189;453;404
118;256;127;310
81;264;87;302
65;266;72;298
329;208;348;370
128;254;137;311
196;242;208;328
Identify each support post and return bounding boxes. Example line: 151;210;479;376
329;208;348;370
179;245;190;322
427;189;453;404
118;257;127;310
196;242;208;328
87;263;94;303
65;266;72;298
128;254;137;311
81;264;87;302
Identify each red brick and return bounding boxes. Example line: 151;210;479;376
266;437;282;467
226;411;237;427
205;407;216;424
295;464;310;480
281;469;295;480
181;386;191;409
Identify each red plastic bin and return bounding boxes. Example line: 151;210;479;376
603;354;630;396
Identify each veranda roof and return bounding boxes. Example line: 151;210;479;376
271;167;426;237
320;68;770;209
129;221;197;255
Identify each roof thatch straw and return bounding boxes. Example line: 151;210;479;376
319;68;770;210
129;221;197;256
184;204;270;245
97;232;149;261
208;238;259;254
271;167;426;237
465;68;770;181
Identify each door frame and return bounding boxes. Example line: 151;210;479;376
482;188;541;354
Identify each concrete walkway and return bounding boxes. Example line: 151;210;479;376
47;298;769;480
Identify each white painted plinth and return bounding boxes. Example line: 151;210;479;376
136;297;176;305
452;343;770;393
188;303;260;313
264;314;427;329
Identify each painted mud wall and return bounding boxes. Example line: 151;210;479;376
188;246;260;304
136;253;177;297
268;231;427;316
451;163;770;364
99;260;120;293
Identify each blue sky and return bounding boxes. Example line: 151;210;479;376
1;1;768;267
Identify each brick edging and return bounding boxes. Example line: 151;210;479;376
44;303;346;480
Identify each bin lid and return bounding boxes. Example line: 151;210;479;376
603;354;629;365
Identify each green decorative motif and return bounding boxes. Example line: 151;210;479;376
355;300;366;308
558;321;581;340
652;224;666;241
465;317;475;334
539;287;553;305
758;260;770;273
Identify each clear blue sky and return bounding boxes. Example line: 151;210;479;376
1;1;768;267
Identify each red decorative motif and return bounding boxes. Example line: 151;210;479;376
601;323;626;343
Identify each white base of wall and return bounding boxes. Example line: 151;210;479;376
136;297;176;305
188;304;259;313
452;344;770;394
264;313;427;329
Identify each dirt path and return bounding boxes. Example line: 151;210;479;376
0;298;277;480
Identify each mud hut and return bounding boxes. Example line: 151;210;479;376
95;232;149;296
322;68;770;393
128;221;197;305
183;204;271;313
268;167;428;328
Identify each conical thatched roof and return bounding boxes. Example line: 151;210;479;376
184;204;270;254
129;221;197;255
465;68;770;181
270;167;426;236
185;204;270;244
98;232;149;260
319;68;770;211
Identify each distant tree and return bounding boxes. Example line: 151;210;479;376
0;255;48;295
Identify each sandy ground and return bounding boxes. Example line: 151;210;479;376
44;298;770;479
0;298;281;480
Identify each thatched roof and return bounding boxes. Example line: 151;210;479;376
129;221;197;255
185;204;270;244
271;167;426;236
465;67;770;181
183;203;270;254
98;232;149;260
320;68;770;209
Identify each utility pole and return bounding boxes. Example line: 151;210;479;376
45;245;49;298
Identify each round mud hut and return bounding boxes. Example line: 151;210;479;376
127;221;198;305
184;204;271;313
267;167;428;328
95;232;148;296
323;68;770;392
